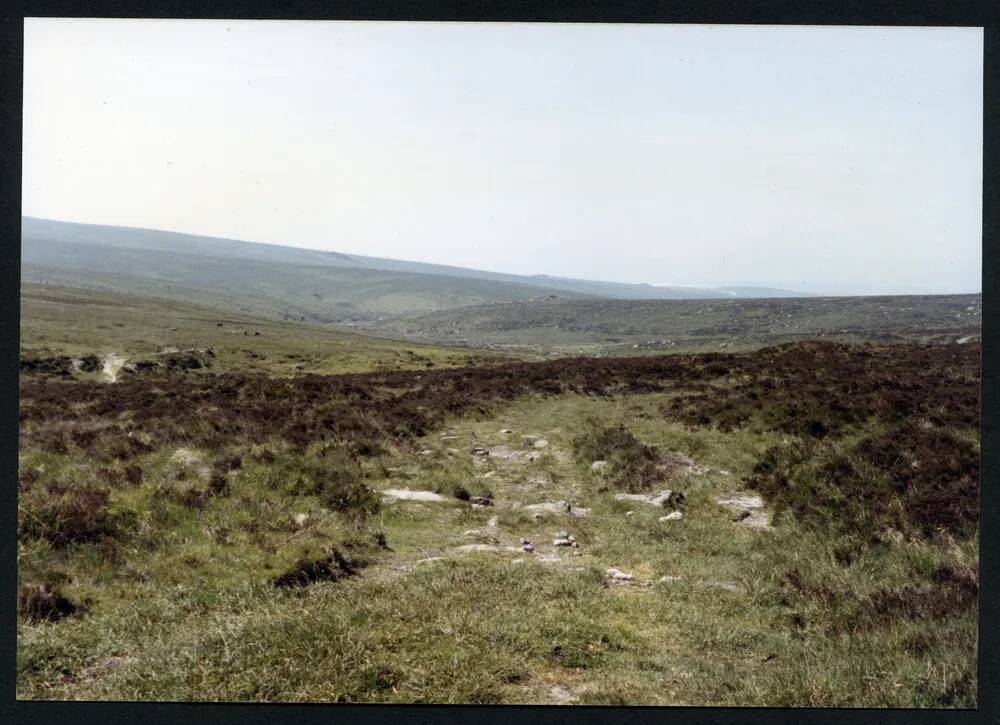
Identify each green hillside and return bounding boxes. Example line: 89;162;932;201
364;294;983;354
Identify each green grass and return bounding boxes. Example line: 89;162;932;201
20;283;527;375
17;288;978;706
17;390;977;706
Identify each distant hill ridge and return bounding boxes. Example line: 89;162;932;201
21;216;807;303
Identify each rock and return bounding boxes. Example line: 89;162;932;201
549;685;574;704
292;512;309;528
716;494;764;510
525;501;571;514
381;488;448;503
625;510;635;517
614;490;674;507
590;460;609;472
419;449;434;456
553;538;574;547
533;439;549;449
569;507;591;518
659;511;683;522
170;447;202;466
658;575;682;584
486;516;499;528
606;568;633;581
469;496;492;507
499;428;512;434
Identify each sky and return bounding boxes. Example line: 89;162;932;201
22;20;983;295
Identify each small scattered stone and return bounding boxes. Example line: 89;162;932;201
658;575;682;584
569;507;591;518
499;428;512;434
625;511;635;517
382;488;448;503
659;511;683;522
525;501;571;514
606;568;633;581
486;516;499;528
522;543;535;553
614;490;674;507
533;439;549;449
553;538;573;547
590;460;608;472
292;512;309;528
419;449;434;456
469;496;492;507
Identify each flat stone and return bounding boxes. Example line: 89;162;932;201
606;568;633;581
525;501;571;514
382;488;448;503
716;494;764;510
614;490;674;507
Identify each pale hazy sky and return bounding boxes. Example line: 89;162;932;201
23;19;982;295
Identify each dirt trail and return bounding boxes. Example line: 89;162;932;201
101;353;127;383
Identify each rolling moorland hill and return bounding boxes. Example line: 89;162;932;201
21;216;806;322
353;294;983;355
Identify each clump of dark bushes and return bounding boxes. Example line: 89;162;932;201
749;423;979;541
262;453;380;517
18;582;82;623
18;483;118;547
272;547;366;588
572;423;662;492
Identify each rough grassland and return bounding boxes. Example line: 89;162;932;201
17;297;979;706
